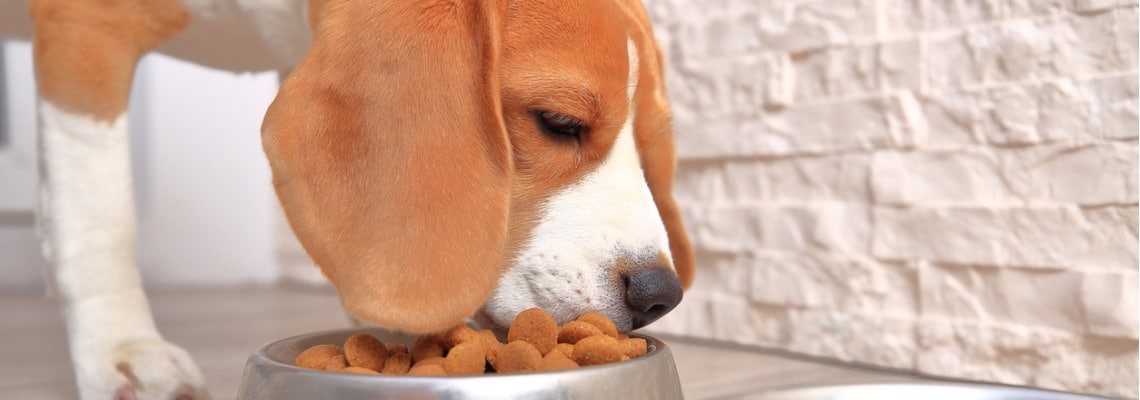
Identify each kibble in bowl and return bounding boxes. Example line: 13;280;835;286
291;308;647;376
236;308;683;400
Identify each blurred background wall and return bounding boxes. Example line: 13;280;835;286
1;0;1137;398
643;0;1138;398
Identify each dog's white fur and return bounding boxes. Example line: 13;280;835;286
38;102;206;399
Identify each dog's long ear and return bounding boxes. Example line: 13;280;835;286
620;0;695;289
641;110;695;290
262;0;510;333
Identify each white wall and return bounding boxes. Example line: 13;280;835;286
0;42;281;290
130;54;280;287
644;0;1138;398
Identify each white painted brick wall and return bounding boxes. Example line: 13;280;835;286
643;0;1139;397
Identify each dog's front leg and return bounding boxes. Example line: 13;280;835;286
31;1;209;398
38;103;208;400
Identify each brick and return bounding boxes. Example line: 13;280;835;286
917;320;1138;398
917;263;1136;337
921;75;1139;145
792;39;921;101
1073;0;1139;13
1075;75;1139;140
783;310;916;369
659;0;879;57
872;149;1006;205
748;252;917;315
643;0;726;24
672;252;917;315
666;62;725;119
678;252;753;298
673;95;913;158
871;142;1139;206
673;153;872;204
764;52;796;107
783;0;878;49
919;0;1137;30
928;10;1137;90
923;0;1070;29
683;203;872;254
872;206;1139;269
666;51;797;118
883;0;923;37
1070;6;1139;74
1081;272;1140;338
669;15;753;60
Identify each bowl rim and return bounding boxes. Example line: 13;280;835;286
252;327;672;380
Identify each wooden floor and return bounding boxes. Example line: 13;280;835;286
0;286;926;399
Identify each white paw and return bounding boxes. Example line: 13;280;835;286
74;338;210;400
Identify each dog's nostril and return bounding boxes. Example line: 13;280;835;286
623;268;683;330
646;303;667;315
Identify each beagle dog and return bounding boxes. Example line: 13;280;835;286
28;0;693;398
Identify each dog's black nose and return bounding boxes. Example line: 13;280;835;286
624;268;683;330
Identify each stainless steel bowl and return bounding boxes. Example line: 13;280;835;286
755;383;1111;400
236;327;683;400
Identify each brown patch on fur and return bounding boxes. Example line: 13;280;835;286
264;0;513;333
498;0;637;261
30;0;189;121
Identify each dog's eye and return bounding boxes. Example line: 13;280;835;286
534;110;584;140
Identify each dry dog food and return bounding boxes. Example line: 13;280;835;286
293;308;648;376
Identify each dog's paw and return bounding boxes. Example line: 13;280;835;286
75;338;210;400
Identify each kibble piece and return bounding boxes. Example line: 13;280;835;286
295;344;343;370
344;333;389;371
322;354;349;371
572;335;624;366
552;343;574;358
341;366;380;375
576;312;619;338
507;308;559;355
386;343;409;355
415;356;446;369
444;343;487;375
558;321;604;344
492;341;542;373
443;325;482;349
477;330;501;350
620;337;647;359
381;352;412;375
486;344;501;367
408;364;448;376
412;334;446;362
537;351;579;371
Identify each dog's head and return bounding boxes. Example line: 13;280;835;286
262;0;693;333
